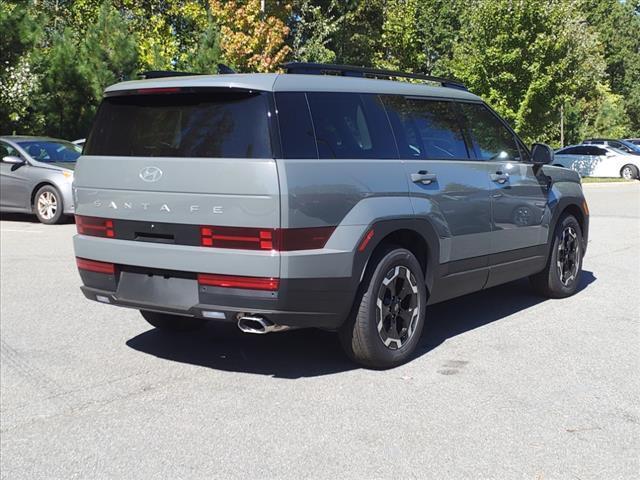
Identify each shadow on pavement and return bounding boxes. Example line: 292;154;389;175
0;212;75;224
0;212;40;223
126;270;596;379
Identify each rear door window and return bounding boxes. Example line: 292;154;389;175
382;96;470;160
459;103;522;162
85;90;272;158
306;93;397;159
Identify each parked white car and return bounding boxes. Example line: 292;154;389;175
554;144;640;180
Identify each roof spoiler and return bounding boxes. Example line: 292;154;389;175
139;64;236;80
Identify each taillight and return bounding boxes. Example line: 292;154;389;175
197;273;279;291
200;226;335;251
200;226;277;250
76;216;114;238
76;257;115;274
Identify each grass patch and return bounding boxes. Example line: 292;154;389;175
581;177;635;183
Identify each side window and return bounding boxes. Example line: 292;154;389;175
274;92;317;159
459;103;521;161
591;147;608;156
572;146;590;155
559;146;580;155
306;93;397;159
0;142;19;160
382;96;470;160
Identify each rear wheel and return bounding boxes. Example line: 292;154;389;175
34;185;64;224
140;310;207;332
339;247;426;369
529;214;583;298
620;164;638;180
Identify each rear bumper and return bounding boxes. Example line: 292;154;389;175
78;267;355;330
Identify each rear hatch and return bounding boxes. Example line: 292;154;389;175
74;87;280;270
76;87;278;226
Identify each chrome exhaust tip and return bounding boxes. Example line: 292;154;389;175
237;314;290;334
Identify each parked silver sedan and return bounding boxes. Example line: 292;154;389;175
0;136;80;224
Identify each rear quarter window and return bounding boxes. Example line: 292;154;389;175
85;90;272;158
274;92;317;159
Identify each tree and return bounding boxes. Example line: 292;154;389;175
289;0;340;63
36;2;138;139
209;0;291;72
373;0;463;75
328;0;385;66
448;0;606;145
0;2;45;133
580;0;640;131
186;19;222;73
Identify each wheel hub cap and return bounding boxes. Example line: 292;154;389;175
556;226;580;287
37;191;57;220
376;266;420;350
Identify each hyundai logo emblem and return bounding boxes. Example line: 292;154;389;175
139;166;163;183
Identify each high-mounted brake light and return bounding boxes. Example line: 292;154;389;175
76;257;115;274
76;216;115;238
197;273;279;291
200;226;335;251
136;87;181;95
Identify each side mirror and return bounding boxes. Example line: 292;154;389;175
2;155;25;165
531;143;554;165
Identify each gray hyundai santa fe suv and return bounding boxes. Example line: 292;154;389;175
73;63;589;368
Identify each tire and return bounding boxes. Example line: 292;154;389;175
339;246;427;369
34;185;64;224
620;164;638;180
140;310;207;332
529;214;583;298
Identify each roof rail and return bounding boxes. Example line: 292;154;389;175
282;62;468;91
139;64;236;80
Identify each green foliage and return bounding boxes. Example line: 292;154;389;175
377;0;461;75
448;0;606;145
36;2;138;139
186;20;222;73
289;0;339;63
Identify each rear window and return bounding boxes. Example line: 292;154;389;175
85;91;272;158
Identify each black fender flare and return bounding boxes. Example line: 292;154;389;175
350;217;441;297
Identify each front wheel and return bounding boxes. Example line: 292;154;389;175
34;185;64;224
339;247;427;369
141;310;207;332
529;214;583;298
620;164;639;180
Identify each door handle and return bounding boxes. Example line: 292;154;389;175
411;171;437;185
490;171;509;184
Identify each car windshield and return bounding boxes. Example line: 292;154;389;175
18;140;81;163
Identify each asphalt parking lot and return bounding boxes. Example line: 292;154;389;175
1;182;638;479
